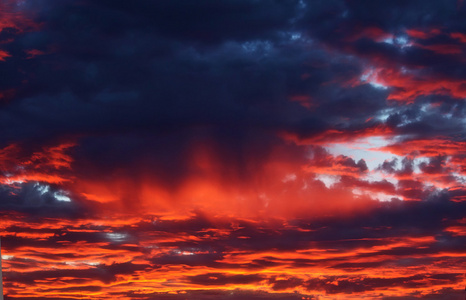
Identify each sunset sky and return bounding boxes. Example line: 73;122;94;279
1;0;466;299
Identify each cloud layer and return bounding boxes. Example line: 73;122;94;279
0;0;465;299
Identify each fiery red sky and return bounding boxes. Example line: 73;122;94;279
1;1;466;299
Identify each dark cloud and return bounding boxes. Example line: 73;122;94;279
269;276;304;291
0;182;84;217
382;287;466;300
304;273;463;294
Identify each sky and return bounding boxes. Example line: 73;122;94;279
0;0;466;299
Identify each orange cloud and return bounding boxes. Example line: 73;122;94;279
1;211;465;299
0;142;76;186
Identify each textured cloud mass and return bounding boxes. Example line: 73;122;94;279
0;0;466;299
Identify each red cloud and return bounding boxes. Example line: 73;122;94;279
406;28;441;40
356;67;466;102
0;0;39;34
378;138;466;157
0;142;76;185
282;124;393;146
0;49;11;61
416;43;463;55
348;26;394;42
450;32;466;43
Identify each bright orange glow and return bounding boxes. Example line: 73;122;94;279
1;212;465;299
0;130;464;299
0;142;76;186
